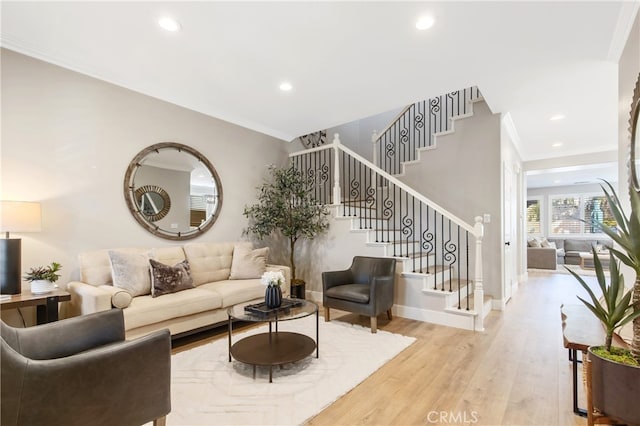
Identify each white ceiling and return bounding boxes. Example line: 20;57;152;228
526;162;618;189
1;1;637;163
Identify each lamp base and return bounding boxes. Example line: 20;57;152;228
0;239;22;294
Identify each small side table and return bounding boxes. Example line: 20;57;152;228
0;289;71;325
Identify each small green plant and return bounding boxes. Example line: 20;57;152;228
23;262;62;283
567;250;640;352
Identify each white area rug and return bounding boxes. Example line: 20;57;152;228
164;316;415;425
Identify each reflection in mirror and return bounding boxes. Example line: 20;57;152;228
124;143;223;240
134;185;170;222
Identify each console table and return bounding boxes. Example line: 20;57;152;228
0;289;71;325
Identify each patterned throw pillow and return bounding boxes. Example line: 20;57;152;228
150;259;194;297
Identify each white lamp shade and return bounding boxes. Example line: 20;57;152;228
0;201;42;233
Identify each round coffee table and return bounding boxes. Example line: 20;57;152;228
227;298;319;382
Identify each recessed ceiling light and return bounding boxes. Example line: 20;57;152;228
552;142;563;148
550;114;565;121
279;82;293;92
416;16;435;30
158;17;181;32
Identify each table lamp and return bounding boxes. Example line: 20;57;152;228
0;201;42;294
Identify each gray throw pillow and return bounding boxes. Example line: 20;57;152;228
108;250;151;297
150;259;194;297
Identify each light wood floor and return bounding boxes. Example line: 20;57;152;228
175;271;594;426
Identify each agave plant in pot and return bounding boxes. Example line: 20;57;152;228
567;181;640;424
23;262;62;295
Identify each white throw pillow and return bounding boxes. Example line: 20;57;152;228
229;245;269;279
529;238;542;248
108;250;151;297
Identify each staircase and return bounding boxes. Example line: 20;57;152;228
289;87;491;332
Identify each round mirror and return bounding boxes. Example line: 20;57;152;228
124;143;223;240
629;73;640;192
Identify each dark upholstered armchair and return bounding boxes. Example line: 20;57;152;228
1;309;171;426
322;256;396;333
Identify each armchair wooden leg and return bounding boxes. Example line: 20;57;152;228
387;309;393;320
370;316;377;333
324;306;330;322
154;416;167;426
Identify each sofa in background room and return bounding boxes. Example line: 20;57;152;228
527;236;613;269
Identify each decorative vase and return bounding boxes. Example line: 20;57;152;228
31;280;53;295
265;285;282;309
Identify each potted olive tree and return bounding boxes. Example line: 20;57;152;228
244;165;329;298
568;181;640;424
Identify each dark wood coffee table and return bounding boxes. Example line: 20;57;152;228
227;298;319;382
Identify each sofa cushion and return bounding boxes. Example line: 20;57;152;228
325;284;370;303
149;246;186;267
527;237;541;248
564;239;595;253
108;250;151;297
79;248;151;286
229;245;268;280
123;287;223;330
150;259;194;297
198;279;265;308
184;242;250;285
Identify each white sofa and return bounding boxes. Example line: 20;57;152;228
65;242;290;339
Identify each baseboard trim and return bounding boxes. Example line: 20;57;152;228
393;304;475;331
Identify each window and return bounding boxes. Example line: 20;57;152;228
583;195;616;234
549;194;615;235
550;196;581;234
526;199;542;235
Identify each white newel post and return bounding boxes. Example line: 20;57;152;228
332;133;341;205
371;130;379;168
473;216;485;332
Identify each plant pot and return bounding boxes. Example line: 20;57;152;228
30;280;54;295
589;346;640;424
290;278;306;299
265;285;282;309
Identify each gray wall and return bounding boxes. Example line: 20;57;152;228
0;49;290;289
397;100;504;302
325;106;404;161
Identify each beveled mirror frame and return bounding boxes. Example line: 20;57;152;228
629;73;640;193
124;142;223;240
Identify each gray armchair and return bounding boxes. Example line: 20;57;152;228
322;256;396;333
1;309;171;426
